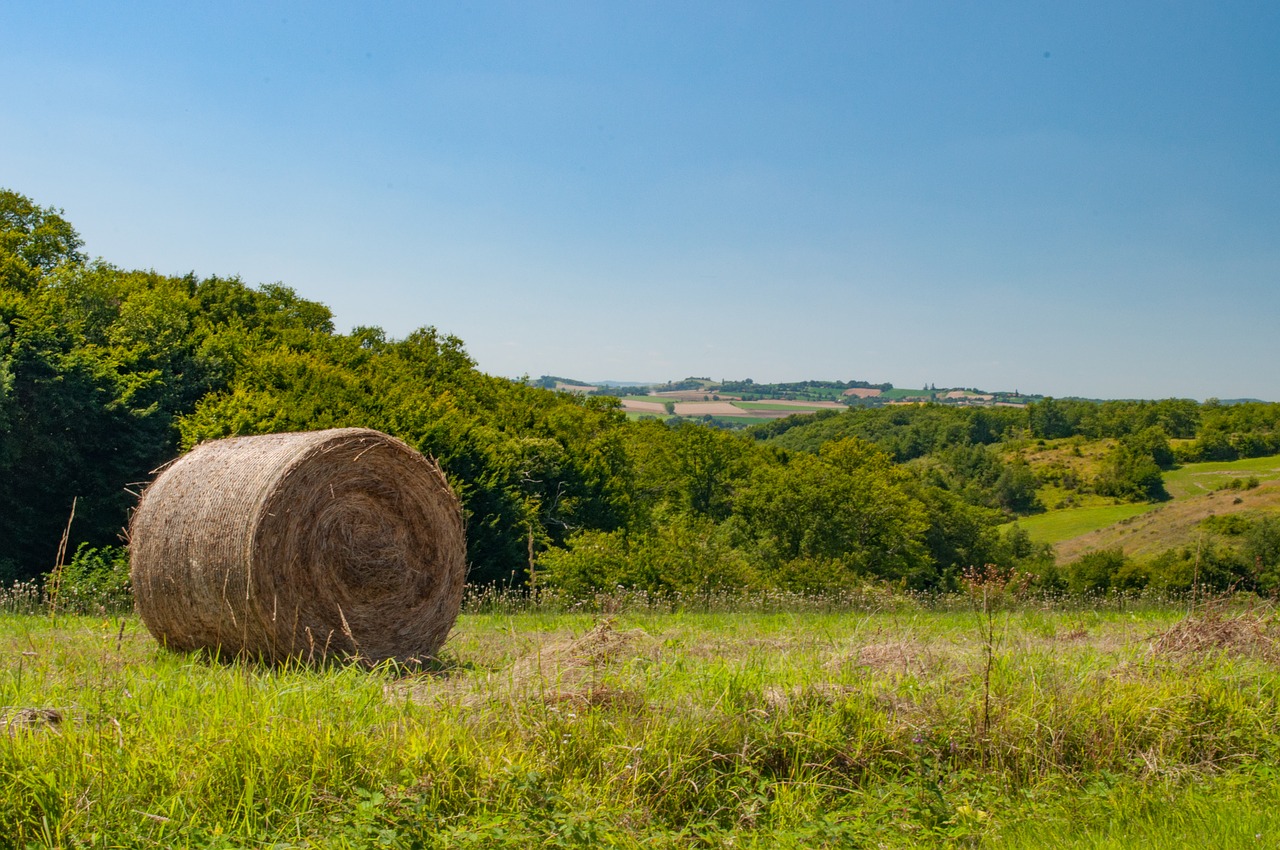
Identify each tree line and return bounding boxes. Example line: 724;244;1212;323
3;189;1279;596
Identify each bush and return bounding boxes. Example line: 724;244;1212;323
1066;548;1128;595
1094;445;1169;502
1147;541;1248;594
537;514;754;599
48;543;133;614
1244;516;1280;591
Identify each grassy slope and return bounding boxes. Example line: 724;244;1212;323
4;604;1280;847
1009;451;1280;559
1163;454;1280;498
1055;479;1280;562
1010;503;1156;543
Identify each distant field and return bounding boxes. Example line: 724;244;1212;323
672;401;749;417
619;396;823;423
651;390;726;401
1009;503;1158;545
1164;455;1280;498
619;398;666;414
879;388;930;400
710;415;774;425
1013;453;1280;553
733;401;841;411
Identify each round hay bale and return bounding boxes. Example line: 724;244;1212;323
128;428;466;664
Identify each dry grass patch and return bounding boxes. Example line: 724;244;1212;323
393;619;659;709
1149;605;1280;663
672;401;749;417
825;638;933;678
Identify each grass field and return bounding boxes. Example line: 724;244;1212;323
732;401;839;412
1013;453;1280;550
1055;479;1280;563
1008;503;1158;545
1163;454;1280;498
4;600;1280;847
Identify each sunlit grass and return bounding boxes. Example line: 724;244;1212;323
1016;453;1280;546
2;601;1277;847
1009;503;1158;545
1164;454;1280;498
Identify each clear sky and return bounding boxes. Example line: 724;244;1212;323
3;2;1277;400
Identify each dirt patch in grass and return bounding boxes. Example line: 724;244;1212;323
1;707;80;735
512;620;656;674
827;639;932;678
619;399;666;413
672;401;750;417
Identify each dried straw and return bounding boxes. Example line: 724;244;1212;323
129;428;466;664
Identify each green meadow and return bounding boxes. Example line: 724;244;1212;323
1163;454;1280;498
1011;454;1280;547
4;599;1280;848
1008;503;1159;546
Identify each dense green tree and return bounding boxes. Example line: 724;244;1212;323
915;444;1041;517
1093;443;1169;502
1027;397;1073;440
757;404;1024;460
0;191;85;292
728;439;931;585
1243;516;1280;590
1066;548;1128;595
1124;426;1176;469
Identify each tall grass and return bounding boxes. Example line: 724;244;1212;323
3;598;1278;847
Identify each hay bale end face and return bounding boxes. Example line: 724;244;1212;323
129;428;466;664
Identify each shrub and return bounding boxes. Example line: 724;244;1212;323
1147;541;1248;594
1066;548;1128;595
537;514;754;599
48;543;132;614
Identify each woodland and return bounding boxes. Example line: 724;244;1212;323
3;188;1279;597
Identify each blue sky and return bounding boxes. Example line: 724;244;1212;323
3;2;1278;399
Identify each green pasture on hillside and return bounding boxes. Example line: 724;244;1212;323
1164;454;1280;498
1007;503;1157;545
1014;453;1280;546
879;388;931;400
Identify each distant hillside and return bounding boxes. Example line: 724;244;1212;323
1009;453;1280;561
531;375;1038;409
1056;479;1280;562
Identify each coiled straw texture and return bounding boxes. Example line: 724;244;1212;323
129;428;466;664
